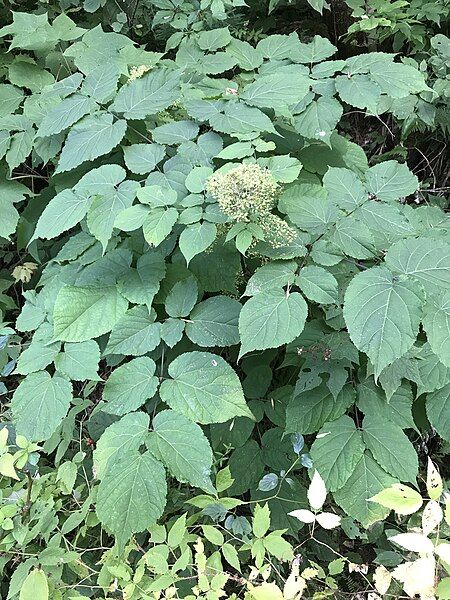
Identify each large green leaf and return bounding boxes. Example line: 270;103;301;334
185;296;241;347
210;102;277;137
53;285;128;342
369;61;429;98
37;93;97;137
322;167;367;211
297;266;338;304
423;292;450;367
286;384;355;434
365;160;418;201
103;357;158;415
54;340;100;381
55;113;126;173
310;415;364;492
427;384;450;442
147;409;215;493
241;69;311;110
31;189;91;241
362;415;418;483
278;183;337;235
110;69;180;119
344;266;424;378
333;451;396;526
159;351;253;424
238;289;307;358
385;238;450;293
293;97;343;145
96;450;166;550
93;412;150;478
12;371;72;442
105;306;161;356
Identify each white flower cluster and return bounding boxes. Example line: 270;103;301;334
207;163;297;248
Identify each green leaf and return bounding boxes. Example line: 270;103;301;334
344;266;424;378
31;189;90;241
165;277;198;318
369;61;429;99
143;207;178;247
257;33;300;60
210;102;278;137
147;409;215;493
362;415;418;483
310;415;364;491
15;323;60;375
53;285;128;342
253;503;271;537
81;64;120;103
368;483;423;516
123;143;165;174
54;340;101;381
118;253;165;307
385;238;450;293
105;305;161;356
241;69;311;110
110;69;180;119
37;93;97;137
423;292;450;367
427;384;450;442
198;27;232;51
322;167;367;211
244;261;297;296
0;84;24;117
19;569;48;600
55;113;126;173
185;296;241;347
278;183;337;235
357;380;416;431
286;384;355;435
293;96;343;145
87;181;137;250
159;351;253;424
262;155;302;183
335;74;381;113
297;266;338;304
12;371;72;442
238;289;307;358
365;160;418;201
152;120;199;145
333;451;396;526
6;129;34;172
93;412;150;478
226;38;263;71
179;222;217;265
103;356;158;415
96;450;166;550
293;35;337;63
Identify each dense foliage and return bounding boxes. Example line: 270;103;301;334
0;0;449;598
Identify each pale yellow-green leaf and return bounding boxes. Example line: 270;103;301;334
308;469;327;510
422;500;443;535
427;457;443;501
389;532;434;555
315;512;341;529
370;483;423;515
20;569;49;600
374;565;392;595
0;453;19;480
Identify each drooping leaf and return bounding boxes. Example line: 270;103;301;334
159;351;253;424
310;415;364;492
147;409;215;493
93;411;150;479
103;356;158;415
239;289;307;358
96;450;166;550
344;266;424;378
12;371;72;442
53;285;128;342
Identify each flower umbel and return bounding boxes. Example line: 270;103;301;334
207;163;297;249
207;163;280;222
